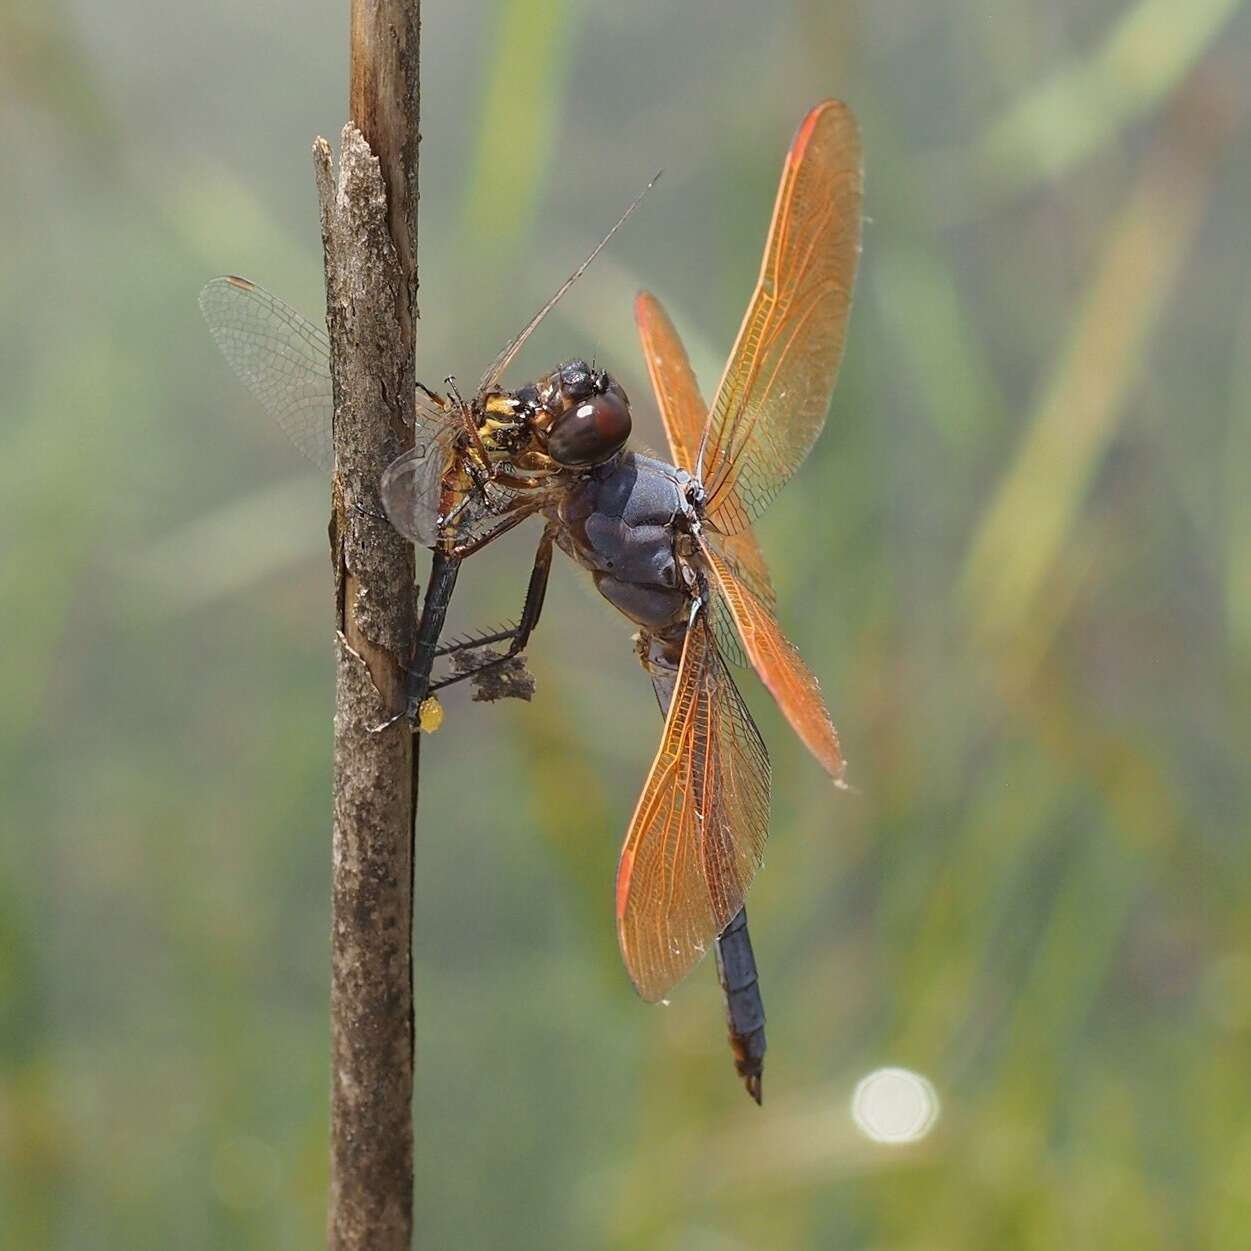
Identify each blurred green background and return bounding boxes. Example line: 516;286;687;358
3;1;1250;1247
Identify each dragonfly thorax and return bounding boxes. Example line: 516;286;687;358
552;451;694;630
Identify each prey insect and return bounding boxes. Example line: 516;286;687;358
200;180;651;712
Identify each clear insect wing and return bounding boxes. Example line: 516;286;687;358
201;275;487;549
379;431;455;547
198;276;336;472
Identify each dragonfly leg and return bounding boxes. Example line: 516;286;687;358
370;548;462;733
429;524;555;694
405;549;463;715
395;503;543;722
434;626;517;657
445;501;538;559
393;499;547;723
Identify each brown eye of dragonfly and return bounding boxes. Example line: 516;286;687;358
547;389;631;466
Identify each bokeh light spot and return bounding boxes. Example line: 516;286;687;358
851;1067;940;1144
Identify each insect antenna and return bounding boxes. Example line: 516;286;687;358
477;171;663;395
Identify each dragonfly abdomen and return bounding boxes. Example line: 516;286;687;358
714;906;766;1104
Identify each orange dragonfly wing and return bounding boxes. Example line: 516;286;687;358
633;290;705;473
700;100;863;535
702;540;846;785
634;291;777;612
706;527;775;610
616;609;771;1002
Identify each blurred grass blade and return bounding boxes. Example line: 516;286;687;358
962;100;1225;655
1227;282;1251;670
460;0;577;267
166;159;323;293
126;478;326;613
874;243;1003;447
973;0;1242;198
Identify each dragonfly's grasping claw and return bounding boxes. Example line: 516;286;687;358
444;376;466;410
352;501;390;525
367;706;408;734
367;695;444;735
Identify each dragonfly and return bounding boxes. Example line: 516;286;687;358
199;99;862;1102
608;99;862;1101
199;182;651;710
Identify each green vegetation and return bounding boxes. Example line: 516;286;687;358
2;1;1248;1247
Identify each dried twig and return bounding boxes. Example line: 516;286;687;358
316;3;421;1248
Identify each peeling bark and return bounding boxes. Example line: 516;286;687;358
316;4;421;1248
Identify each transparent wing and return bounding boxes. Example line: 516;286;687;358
477;175;660;395
616;607;771;1002
382;435;565;551
699;101;863;534
379;429;458;547
199;276;335;472
701;538;845;784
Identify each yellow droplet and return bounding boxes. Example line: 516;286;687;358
418;695;444;734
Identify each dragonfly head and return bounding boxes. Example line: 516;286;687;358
532;360;632;467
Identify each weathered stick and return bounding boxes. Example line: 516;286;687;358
316;3;421;1248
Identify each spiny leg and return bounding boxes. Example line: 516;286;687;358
446;499;540;559
435;624;519;657
367;499;547;732
429;524;555;694
393;500;543;725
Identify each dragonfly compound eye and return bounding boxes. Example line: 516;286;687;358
547;390;632;466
